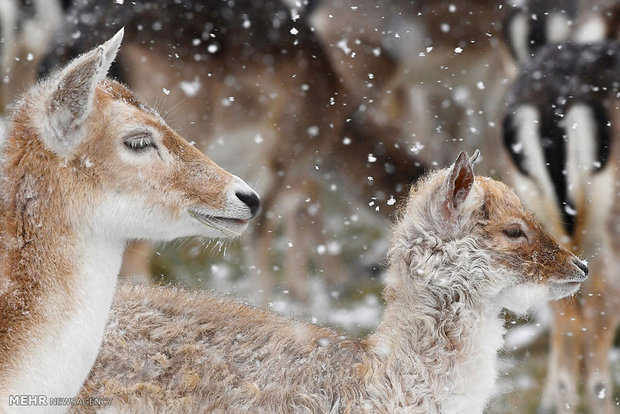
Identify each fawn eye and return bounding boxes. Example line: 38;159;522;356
123;134;154;152
503;225;526;240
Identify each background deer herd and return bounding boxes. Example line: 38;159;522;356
0;0;618;413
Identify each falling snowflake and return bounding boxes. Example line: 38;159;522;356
564;205;577;216
337;39;351;55
410;142;425;154
179;78;201;97
307;126;319;137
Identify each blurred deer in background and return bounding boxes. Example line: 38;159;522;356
502;0;620;60
0;0;67;113
78;152;588;413
0;30;260;412
503;0;577;64
312;0;514;173
503;3;620;410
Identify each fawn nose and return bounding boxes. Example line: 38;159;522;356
574;259;588;276
236;191;261;218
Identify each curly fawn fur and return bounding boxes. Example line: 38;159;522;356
78;152;587;413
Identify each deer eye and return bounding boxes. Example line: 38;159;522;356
123;134;154;152
503;225;526;239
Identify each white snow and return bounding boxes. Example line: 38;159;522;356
337;39;351;56
179;78;201;97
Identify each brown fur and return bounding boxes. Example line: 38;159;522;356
480;178;578;284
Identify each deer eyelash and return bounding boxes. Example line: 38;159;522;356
123;135;155;152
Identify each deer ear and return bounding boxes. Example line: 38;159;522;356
442;151;475;215
42;28;124;156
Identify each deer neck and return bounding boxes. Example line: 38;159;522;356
0;175;125;407
366;259;505;412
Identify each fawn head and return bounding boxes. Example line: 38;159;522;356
390;151;588;313
5;29;260;241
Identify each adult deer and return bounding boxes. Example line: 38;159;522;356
0;30;259;412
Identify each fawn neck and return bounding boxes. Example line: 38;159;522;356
367;247;504;412
0;142;125;405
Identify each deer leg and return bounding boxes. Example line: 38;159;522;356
119;240;153;283
582;254;619;414
539;299;583;414
312;216;350;291
283;195;310;302
301;179;351;291
244;173;283;304
246;215;276;304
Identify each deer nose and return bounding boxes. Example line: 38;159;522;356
236;191;260;218
574;259;588;276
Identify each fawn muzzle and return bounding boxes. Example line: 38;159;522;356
546;256;589;299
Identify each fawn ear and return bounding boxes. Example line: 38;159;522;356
442;151;475;216
42;28;124;156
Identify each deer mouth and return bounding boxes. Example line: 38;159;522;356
189;208;248;236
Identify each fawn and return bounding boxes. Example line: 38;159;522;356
0;30;259;412
503;4;620;411
75;152;587;413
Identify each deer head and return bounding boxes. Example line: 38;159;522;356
6;28;260;243
388;151;588;314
